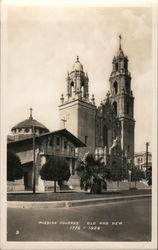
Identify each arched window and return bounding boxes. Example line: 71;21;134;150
25;128;29;133
115;62;118;71
127;101;129;115
113;81;118;95
113;101;117;116
81;86;84;97
103;125;108;146
70;81;74;96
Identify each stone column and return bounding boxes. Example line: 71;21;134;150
36;154;46;192
37;176;45;192
69;158;73;175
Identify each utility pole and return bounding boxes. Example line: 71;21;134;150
33;125;36;194
30;107;36;194
146;142;149;177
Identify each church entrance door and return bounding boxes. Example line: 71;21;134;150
23;162;33;191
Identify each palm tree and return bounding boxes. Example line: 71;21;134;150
76;153;107;194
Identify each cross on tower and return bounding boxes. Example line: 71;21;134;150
30;108;33;119
61;118;67;128
119;34;122;49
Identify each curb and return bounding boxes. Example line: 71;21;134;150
7;194;151;209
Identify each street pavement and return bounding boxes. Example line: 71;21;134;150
7;197;151;241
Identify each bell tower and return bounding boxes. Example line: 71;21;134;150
109;35;135;161
59;56;96;158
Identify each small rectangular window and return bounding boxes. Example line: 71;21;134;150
64;140;67;149
56;137;60;146
49;137;53;147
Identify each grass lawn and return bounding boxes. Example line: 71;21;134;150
7;189;151;202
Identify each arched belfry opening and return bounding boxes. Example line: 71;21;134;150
103;125;108;146
115;62;118;71
81;81;84;97
70;81;74;96
126;81;130;94
113;81;118;95
113;101;117;116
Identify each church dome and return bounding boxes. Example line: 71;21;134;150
11;109;49;135
12;118;49;131
72;56;84;72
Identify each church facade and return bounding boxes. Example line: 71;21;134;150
59;37;135;166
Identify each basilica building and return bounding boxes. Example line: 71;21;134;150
59;37;135;167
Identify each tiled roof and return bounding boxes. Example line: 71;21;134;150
11;117;49;132
7;129;86;148
7;134;33;143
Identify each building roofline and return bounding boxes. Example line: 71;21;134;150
58;98;96;109
7;129;86;148
134;152;152;156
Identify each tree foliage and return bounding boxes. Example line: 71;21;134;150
110;162;122;181
7;151;23;181
128;166;144;189
108;156;128;185
40;155;70;192
131;166;144;182
76;153;107;194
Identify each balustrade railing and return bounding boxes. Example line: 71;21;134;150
40;146;78;158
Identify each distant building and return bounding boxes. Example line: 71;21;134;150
59;36;135;168
7;111;85;191
134;152;152;172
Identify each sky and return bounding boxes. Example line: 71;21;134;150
6;5;152;152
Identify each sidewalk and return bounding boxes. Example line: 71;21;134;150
7;193;151;209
